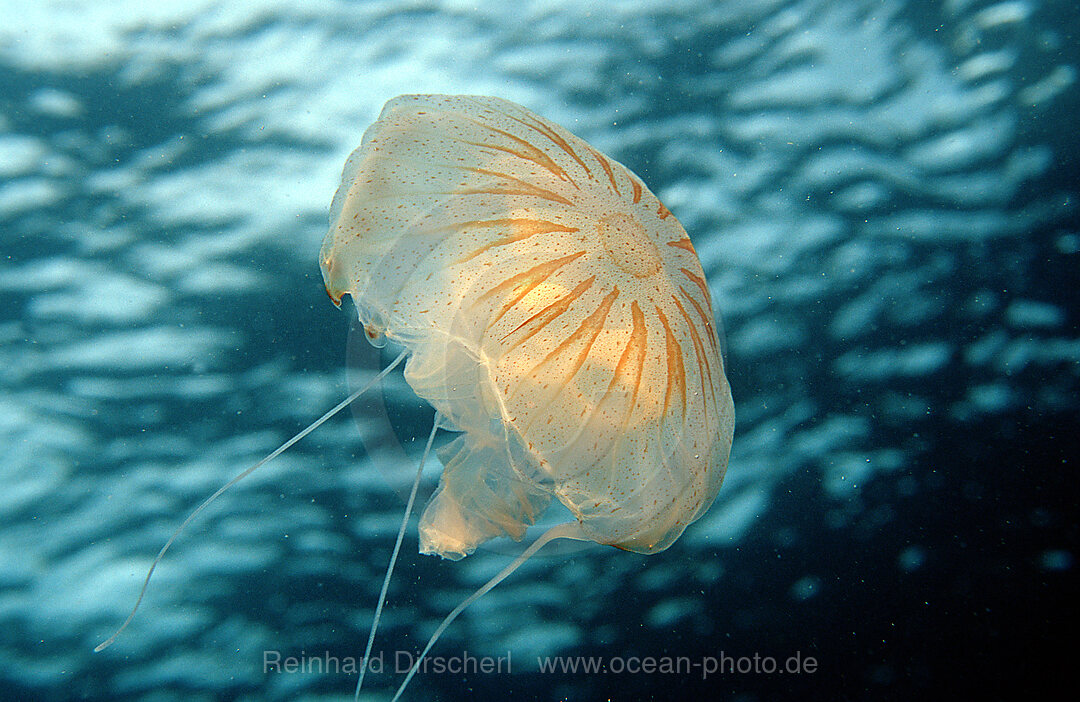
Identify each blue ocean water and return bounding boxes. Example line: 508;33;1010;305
1;1;1077;700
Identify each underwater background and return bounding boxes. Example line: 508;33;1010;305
1;0;1077;700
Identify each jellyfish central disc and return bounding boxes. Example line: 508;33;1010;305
597;212;662;279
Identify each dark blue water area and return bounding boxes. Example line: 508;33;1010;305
1;1;1078;701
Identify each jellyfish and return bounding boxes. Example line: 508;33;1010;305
94;95;734;702
322;95;735;698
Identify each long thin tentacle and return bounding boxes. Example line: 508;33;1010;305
354;412;440;699
94;349;408;652
391;520;589;701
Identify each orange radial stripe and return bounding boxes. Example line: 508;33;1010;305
509;112;593;179
631;178;642;204
679;267;712;310
501;275;596;349
589;146;621;196
456;219;580;264
561;296;645;465
477;251;586;326
517;287;621;420
679;284;719;355
458;119;578;186
612;301;649;411
457;183;574;207
655;306;687;417
464;139;571;183
666;238;695;253
671;294;713;414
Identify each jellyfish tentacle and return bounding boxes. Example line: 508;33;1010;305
390;520;589;702
354;412;440;700
94;349;408;653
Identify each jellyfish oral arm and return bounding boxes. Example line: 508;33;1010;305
93;349;408;653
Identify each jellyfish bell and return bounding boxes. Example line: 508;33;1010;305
323;94;733;556
322;94;734;698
